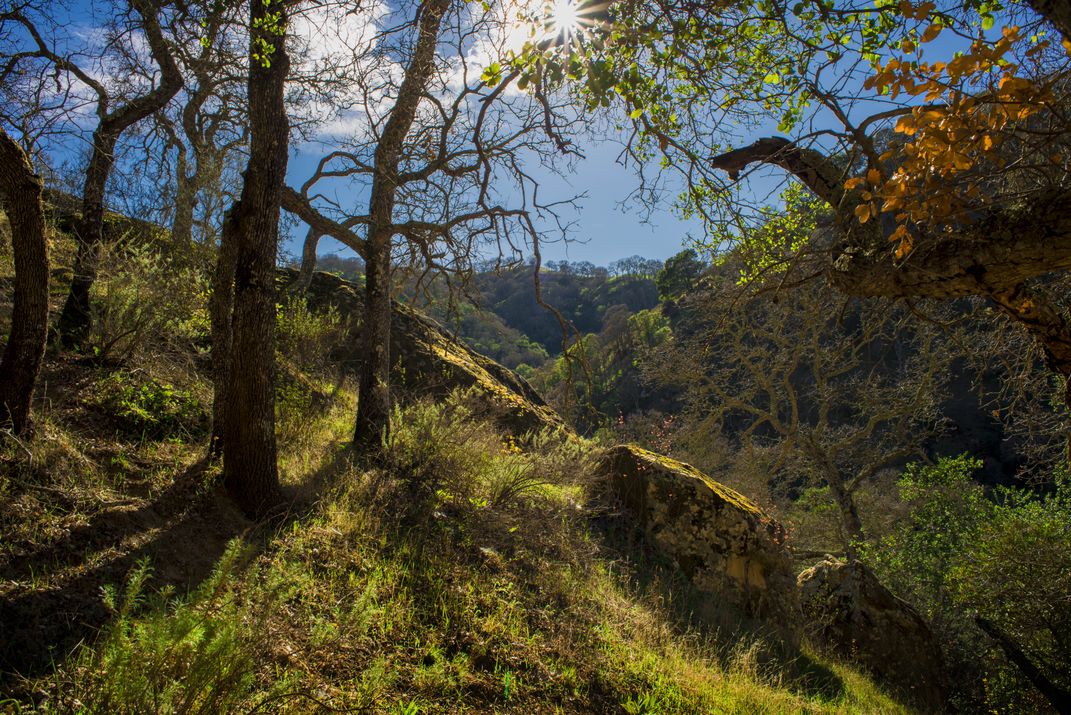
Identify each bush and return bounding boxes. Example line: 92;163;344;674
92;371;207;440
863;456;1070;713
276;295;347;377
87;244;210;363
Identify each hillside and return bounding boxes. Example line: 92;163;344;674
5;0;1071;710
0;224;908;713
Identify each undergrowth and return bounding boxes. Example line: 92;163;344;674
2;388;903;714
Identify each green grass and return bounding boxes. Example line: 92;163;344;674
1;235;906;713
2;388;907;714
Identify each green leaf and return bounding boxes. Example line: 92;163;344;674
763;72;780;84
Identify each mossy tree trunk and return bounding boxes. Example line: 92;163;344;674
218;0;291;517
0;129;49;435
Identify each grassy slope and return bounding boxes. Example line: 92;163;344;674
0;224;907;714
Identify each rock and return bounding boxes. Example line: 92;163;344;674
599;444;800;631
278;269;567;437
797;557;948;713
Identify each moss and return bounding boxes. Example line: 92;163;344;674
611;444;765;518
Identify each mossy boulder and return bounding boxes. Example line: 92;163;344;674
599;444;799;630
278;269;566;437
798;557;948;713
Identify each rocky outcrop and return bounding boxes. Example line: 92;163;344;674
279;269;566;437
599;444;799;630
797;557;948;713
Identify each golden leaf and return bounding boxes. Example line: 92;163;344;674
895;116;917;135
894;232;914;260
854;203;872;224
921;23;942;43
866;168;881;184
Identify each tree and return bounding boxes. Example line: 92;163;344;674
215;0;292;516
0;128;48;436
649;234;951;558
654;248;703;300
865;457;1071;712
158;0;248;252
1;0;183;347
281;0;581;451
515;0;1071;439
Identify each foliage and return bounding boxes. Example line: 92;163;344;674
538;306;674;433
91;370;207;441
47;544;295;715
655;249;705;300
87;243;210;363
722;184;825;285
275;295;347;377
863;456;1071;712
950;469;1071;702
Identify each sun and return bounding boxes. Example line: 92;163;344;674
548;0;582;38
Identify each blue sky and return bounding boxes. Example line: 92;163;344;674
43;0;1008;269
288;137;706;266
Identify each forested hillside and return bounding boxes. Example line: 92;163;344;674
3;0;1071;712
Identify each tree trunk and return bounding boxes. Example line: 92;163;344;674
55;130;117;348
171;149;196;253
220;0;291;518
975;616;1071;715
208;208;238;458
0;129;49;436
354;228;393;449
352;0;451;452
829;475;864;561
293;226;321;292
53;0;182;348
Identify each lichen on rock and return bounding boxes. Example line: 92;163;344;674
599;444;800;631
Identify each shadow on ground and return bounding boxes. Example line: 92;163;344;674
0;460;250;685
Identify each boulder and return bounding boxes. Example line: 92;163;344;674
600;444;799;630
279;269;567;437
797;557;948;713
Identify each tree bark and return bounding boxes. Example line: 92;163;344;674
293;227;322;292
56;131;117;347
354;226;393;449
353;0;451;451
219;0;291;517
1027;0;1071;41
171;147;196;252
0;129;49;436
208;208;238;458
55;0;182;348
829;475;865;561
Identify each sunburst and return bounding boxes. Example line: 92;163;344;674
543;0;607;47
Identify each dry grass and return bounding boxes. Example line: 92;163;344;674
0;228;906;713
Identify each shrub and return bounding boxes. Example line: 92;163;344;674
863;456;1070;713
87;244;210;363
276;296;347;377
92;371;207;440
